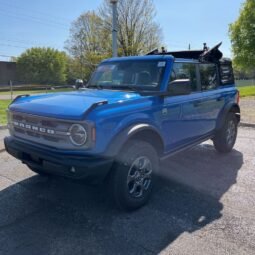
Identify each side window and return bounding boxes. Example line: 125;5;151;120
170;63;198;91
219;63;234;85
199;64;218;90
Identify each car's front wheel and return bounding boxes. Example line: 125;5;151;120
27;164;49;176
110;140;159;211
213;112;238;153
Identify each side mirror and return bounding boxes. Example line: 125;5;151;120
168;79;191;96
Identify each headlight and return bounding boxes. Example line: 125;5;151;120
69;124;87;146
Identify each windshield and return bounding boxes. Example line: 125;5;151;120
87;60;166;91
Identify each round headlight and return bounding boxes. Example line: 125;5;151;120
69;124;87;146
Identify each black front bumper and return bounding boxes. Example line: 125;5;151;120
4;136;113;180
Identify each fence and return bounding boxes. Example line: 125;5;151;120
236;79;255;87
0;82;75;100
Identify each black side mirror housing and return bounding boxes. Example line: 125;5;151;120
168;79;191;96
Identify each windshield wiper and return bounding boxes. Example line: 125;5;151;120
87;84;103;90
110;84;140;92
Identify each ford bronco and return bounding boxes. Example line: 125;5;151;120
4;43;240;210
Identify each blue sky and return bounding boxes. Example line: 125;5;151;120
0;0;244;61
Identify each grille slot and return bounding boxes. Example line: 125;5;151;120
26;131;40;138
14;127;25;134
42;135;60;142
41;120;58;128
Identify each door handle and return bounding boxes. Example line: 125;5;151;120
217;97;224;102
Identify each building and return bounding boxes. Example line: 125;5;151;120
0;61;17;86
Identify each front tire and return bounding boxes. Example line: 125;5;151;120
110;140;159;211
27;164;49;176
213;112;238;153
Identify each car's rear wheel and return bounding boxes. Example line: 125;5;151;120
109;140;159;211
213;112;238;153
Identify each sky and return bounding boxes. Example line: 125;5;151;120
0;0;245;61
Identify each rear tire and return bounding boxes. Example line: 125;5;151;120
213;112;238;153
109;140;159;211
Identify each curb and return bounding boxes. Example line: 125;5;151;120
239;122;255;128
0;125;7;130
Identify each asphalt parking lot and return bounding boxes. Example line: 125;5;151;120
0;127;254;255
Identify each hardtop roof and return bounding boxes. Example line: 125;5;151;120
102;43;231;64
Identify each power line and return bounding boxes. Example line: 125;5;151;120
0;0;73;23
0;43;27;49
0;38;63;49
0;54;14;58
0;9;69;30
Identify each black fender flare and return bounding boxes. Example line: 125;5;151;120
104;123;165;158
216;102;240;131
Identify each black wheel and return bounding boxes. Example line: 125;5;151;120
109;140;159;211
213;112;238;153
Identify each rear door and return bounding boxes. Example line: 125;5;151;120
162;62;226;152
198;63;225;133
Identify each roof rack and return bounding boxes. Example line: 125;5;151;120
146;42;223;63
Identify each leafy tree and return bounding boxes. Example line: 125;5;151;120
229;0;255;71
65;11;110;81
99;0;163;56
17;47;67;84
65;1;163;80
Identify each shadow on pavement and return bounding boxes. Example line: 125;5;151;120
0;144;243;255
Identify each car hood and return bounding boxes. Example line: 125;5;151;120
9;89;143;120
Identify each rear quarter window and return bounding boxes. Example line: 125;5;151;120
219;62;235;85
199;64;218;90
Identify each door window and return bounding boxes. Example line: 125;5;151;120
170;63;198;91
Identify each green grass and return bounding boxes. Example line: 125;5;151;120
0;88;74;125
238;85;255;97
0;88;74;96
0;100;11;125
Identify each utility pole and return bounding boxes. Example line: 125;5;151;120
110;0;118;57
9;80;13;100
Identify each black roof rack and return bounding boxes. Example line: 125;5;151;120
146;42;223;63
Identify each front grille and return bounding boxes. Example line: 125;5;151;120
9;111;73;149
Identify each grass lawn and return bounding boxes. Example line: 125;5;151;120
238;85;255;97
0;100;11;125
0;88;74;96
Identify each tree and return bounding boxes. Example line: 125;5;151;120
99;0;163;56
17;47;67;84
229;0;255;71
65;1;163;80
65;11;111;80
10;56;17;62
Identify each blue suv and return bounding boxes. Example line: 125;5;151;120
4;43;240;210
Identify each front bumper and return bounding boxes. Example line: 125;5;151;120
4;136;113;181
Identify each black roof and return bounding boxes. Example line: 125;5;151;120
147;42;224;63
